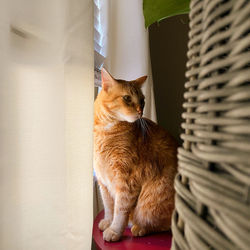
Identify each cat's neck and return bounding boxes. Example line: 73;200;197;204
94;98;119;130
94;106;115;126
94;98;133;133
94;113;131;133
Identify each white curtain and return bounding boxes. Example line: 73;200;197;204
94;0;108;71
0;0;94;249
105;0;156;121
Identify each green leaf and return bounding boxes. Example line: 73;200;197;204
143;0;190;28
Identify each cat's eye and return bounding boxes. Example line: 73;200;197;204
123;95;132;103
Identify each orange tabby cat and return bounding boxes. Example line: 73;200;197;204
94;68;178;242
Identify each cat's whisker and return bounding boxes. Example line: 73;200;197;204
138;118;144;136
146;124;150;134
141;118;150;134
138;118;150;140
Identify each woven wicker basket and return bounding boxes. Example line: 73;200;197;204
171;0;250;249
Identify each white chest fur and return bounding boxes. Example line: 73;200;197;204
94;153;116;198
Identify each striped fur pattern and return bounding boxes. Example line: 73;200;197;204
94;68;178;242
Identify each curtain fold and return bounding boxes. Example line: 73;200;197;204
0;0;94;249
94;0;109;87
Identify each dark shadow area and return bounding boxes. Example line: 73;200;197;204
149;14;189;144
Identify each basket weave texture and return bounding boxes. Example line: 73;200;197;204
171;0;250;249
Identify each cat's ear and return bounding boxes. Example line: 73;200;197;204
101;68;115;92
134;76;147;88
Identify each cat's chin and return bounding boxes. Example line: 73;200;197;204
125;117;139;123
116;113;139;123
124;115;141;123
118;118;138;123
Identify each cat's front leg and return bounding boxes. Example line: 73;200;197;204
103;185;137;242
98;182;114;231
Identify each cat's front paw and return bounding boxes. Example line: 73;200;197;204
103;227;121;242
131;224;147;237
98;219;111;231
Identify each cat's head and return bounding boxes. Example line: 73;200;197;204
99;68;147;123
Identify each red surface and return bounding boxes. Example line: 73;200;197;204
93;210;172;250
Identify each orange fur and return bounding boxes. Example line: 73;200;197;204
94;68;178;242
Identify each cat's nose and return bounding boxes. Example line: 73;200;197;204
136;106;143;117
